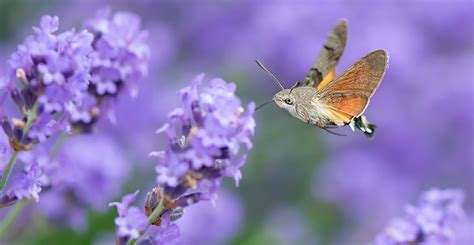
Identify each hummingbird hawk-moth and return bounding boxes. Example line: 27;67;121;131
256;19;388;139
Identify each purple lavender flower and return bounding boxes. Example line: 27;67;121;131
140;217;180;245
374;188;465;245
66;9;150;133
110;75;254;244
154;74;255;194
85;9;150;97
110;191;149;240
3;15;94;147
5;162;47;202
147;74;254;242
110;190;180;245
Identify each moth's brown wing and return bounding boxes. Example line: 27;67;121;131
302;19;347;88
318;50;388;125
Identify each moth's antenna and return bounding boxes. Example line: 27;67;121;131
255;60;284;90
289;81;302;94
256;100;274;111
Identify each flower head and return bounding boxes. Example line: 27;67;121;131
110;191;180;244
110;191;149;240
155;74;255;193
85;8;150;97
110;75;254;244
65;9;150;133
6;162;47;202
374;188;466;245
140;216;180;245
3;15;93;147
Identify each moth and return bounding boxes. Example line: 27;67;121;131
256;19;388;138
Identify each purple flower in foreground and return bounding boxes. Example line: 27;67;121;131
110;191;149;240
149;74;253;242
140;217;180;245
111;75;254;244
110;191;179;245
2;15;93;148
374;188;465;245
155;74;255;192
5;163;47;202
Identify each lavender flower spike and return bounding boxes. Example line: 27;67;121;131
110;190;179;245
110;75;255;244
85;8;150;98
110;190;148;241
146;74;254;240
374;188;466;245
6;163;47;202
5;15;94;147
155;74;255;193
70;9;150;133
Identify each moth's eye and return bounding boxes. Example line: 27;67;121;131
284;98;293;105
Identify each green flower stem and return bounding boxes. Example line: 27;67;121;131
0;122;68;238
0;199;27;238
127;194;165;245
0;151;19;193
0;101;39;193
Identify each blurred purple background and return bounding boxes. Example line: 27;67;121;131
0;0;472;244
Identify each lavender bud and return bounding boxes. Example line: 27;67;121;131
20;135;32;145
13;127;23;142
191;101;203;127
21;88;35;109
169;207;185;221
164;185;187;200
174;193;208;208
145;187;160;211
10;90;25;109
0;194;18;208
182;124;191;138
1;118;13;137
16;68;29;86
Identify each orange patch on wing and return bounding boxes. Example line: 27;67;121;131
321;95;369;125
325;108;352;126
330;96;368;117
316;69;336;91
